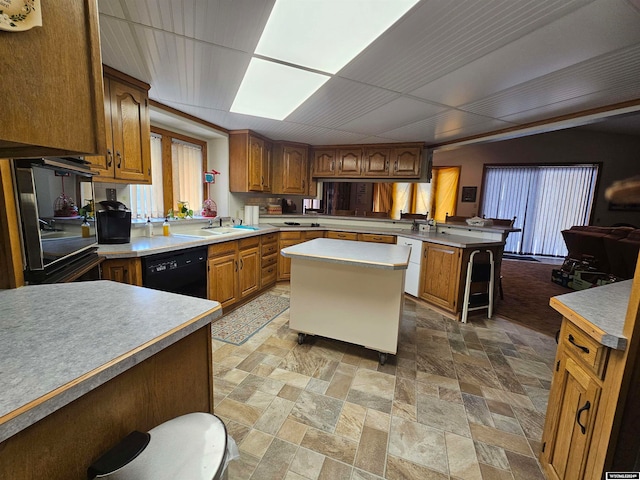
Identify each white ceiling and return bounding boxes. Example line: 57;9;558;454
97;0;640;145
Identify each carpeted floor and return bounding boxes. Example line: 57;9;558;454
493;258;572;337
212;294;290;345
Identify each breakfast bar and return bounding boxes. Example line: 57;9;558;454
281;238;411;364
0;281;222;480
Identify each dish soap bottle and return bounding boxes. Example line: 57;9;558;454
145;217;154;237
163;217;170;236
81;216;90;238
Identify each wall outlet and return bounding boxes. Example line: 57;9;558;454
106;188;117;202
419;224;431;232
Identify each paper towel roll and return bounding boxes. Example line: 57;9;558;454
252;205;260;225
244;205;253;225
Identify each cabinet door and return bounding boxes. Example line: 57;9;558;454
419;243;461;311
362;148;391;177
101;258;142;286
109;79;151;183
313;149;336;176
392;146;422;177
544;354;601;480
238;246;260;299
337;149;362;176
280;145;307;194
278;239;302;281
262;140;272;192
208;253;238;309
85;78;115;177
248;135;265;191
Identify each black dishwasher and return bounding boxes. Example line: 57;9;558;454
141;246;208;298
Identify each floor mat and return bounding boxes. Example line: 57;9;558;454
211;293;290;345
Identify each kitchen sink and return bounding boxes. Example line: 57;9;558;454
198;227;239;235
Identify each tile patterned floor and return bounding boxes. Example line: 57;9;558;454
212;284;558;480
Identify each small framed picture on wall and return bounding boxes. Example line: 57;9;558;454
461;186;477;203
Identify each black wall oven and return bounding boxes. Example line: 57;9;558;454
13;157;101;284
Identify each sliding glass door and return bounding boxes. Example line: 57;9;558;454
481;165;598;256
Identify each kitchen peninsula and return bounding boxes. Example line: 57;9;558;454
0;281;222;480
282;238;411;364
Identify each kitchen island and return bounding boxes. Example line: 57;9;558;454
0;281;222;480
281;238;410;364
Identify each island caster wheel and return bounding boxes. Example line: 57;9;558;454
378;352;387;365
297;333;306;345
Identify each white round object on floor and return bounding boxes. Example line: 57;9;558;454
98;412;227;480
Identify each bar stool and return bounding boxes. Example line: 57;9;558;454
461;250;495;323
88;413;230;480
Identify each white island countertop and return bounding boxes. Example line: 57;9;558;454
550;280;631;350
281;238;411;270
0;281;222;443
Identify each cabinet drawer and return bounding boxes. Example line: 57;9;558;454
357;233;396;244
304;230;324;240
262;264;277;285
262;252;278;268
280;231;303;240
262;241;278;257
208;240;237;257
326;231;358;241
261;233;278;244
562;321;609;378
239;236;260;249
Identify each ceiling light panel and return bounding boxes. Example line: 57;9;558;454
255;0;419;74
230;57;330;120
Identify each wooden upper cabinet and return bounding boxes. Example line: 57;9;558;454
362;148;391;177
312;143;424;179
86;68;151;184
230;131;271;192
392;146;422;177
273;142;310;195
338;148;362;176
313;149;337;177
0;0;105;158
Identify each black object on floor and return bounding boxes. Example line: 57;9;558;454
503;254;540;262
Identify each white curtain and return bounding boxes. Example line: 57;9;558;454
172;140;203;214
482;165;598;256
129;134;164;218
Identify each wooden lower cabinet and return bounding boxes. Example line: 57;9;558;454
261;233;278;288
419;242;461;311
238;239;260;299
207;237;260;309
541;319;608;480
101;258;142;286
278;231;325;281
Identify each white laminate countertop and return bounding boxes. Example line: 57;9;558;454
281;238;411;270
550;280;631;350
96;224;504;260
0;281;222;443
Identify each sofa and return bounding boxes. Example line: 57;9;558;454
561;225;640;279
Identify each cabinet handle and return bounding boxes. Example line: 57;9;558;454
385;159;389;170
116;151;122;168
240;259;244;270
261;176;264;186
235;260;238;272
555;330;560;344
568;334;590;354
394;160;398;172
330;160;334;171
302;179;305;189
106;149;113;167
576;400;591;434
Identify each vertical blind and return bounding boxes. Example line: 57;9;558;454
129;135;164;218
482;165;598;256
